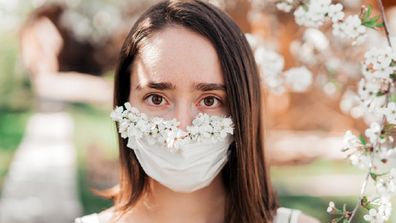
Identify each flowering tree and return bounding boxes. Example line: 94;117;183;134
262;0;396;222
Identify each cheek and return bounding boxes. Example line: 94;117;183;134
128;90;145;111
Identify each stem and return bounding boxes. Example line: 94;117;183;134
376;0;392;47
348;170;371;222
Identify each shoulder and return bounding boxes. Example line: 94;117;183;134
74;208;114;223
74;213;100;223
296;213;320;223
274;207;320;223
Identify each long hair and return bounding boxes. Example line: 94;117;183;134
112;1;278;222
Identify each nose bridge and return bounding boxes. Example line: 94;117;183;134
174;100;195;131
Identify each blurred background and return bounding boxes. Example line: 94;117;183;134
0;0;396;222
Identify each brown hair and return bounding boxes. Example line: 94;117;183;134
112;0;278;222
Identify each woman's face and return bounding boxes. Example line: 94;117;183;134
129;26;228;130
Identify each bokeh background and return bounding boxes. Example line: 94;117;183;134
1;0;396;222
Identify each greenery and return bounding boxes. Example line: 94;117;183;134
68;103;118;214
0;111;31;192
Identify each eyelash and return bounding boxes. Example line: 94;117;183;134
143;93;223;108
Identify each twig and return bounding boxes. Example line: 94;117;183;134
348;169;371;222
376;0;392;47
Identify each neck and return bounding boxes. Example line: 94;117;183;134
137;175;226;223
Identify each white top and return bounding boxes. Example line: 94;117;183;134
74;207;301;223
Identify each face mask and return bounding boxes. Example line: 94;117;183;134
111;102;234;193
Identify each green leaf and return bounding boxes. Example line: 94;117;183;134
359;134;367;145
370;172;378;181
364;5;372;20
335;215;344;223
372;15;380;22
376;22;384;28
376;91;386;96
390;93;396;103
363;19;378;28
361;196;370;209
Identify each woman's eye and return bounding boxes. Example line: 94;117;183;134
199;96;221;108
146;94;166;106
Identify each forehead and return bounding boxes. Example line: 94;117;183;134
131;26;224;87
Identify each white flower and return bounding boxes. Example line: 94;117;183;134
358;79;387;112
326;201;335;213
284;66;313;92
333;15;367;45
245;33;259;50
343;130;362;150
255;47;285;77
367;198;392;222
391;168;396;178
110;106;124;121
363;208;385;223
384;102;396;124
378;201;392;220
254;47;286;94
294;4;326;28
276;0;294;13
374;168;396;197
328;3;344;23
293;0;345;28
339;90;361;116
376;178;396;196
365;122;382;145
363;47;396;81
349;153;371;169
124;102;132;111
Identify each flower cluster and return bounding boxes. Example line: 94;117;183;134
276;0;344;28
246;34;313;94
111;102;234;151
363;47;396;82
276;0;386;46
275;1;394;222
363;197;392;222
253;46;286;94
283;66;313;92
332;15;367;45
275;0;294;13
293;0;344;28
359;47;396;121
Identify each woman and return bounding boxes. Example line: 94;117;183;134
76;1;319;222
20;3;114;106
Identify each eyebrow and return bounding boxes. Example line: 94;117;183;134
136;81;176;90
194;83;226;91
135;81;225;91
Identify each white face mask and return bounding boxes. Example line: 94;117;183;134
111;102;234;193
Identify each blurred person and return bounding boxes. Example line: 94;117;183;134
75;1;319;223
20;3;115;109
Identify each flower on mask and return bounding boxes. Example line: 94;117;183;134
111;103;234;152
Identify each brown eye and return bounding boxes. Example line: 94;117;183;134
145;94;166;106
151;95;163;105
200;96;221;108
203;97;215;106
